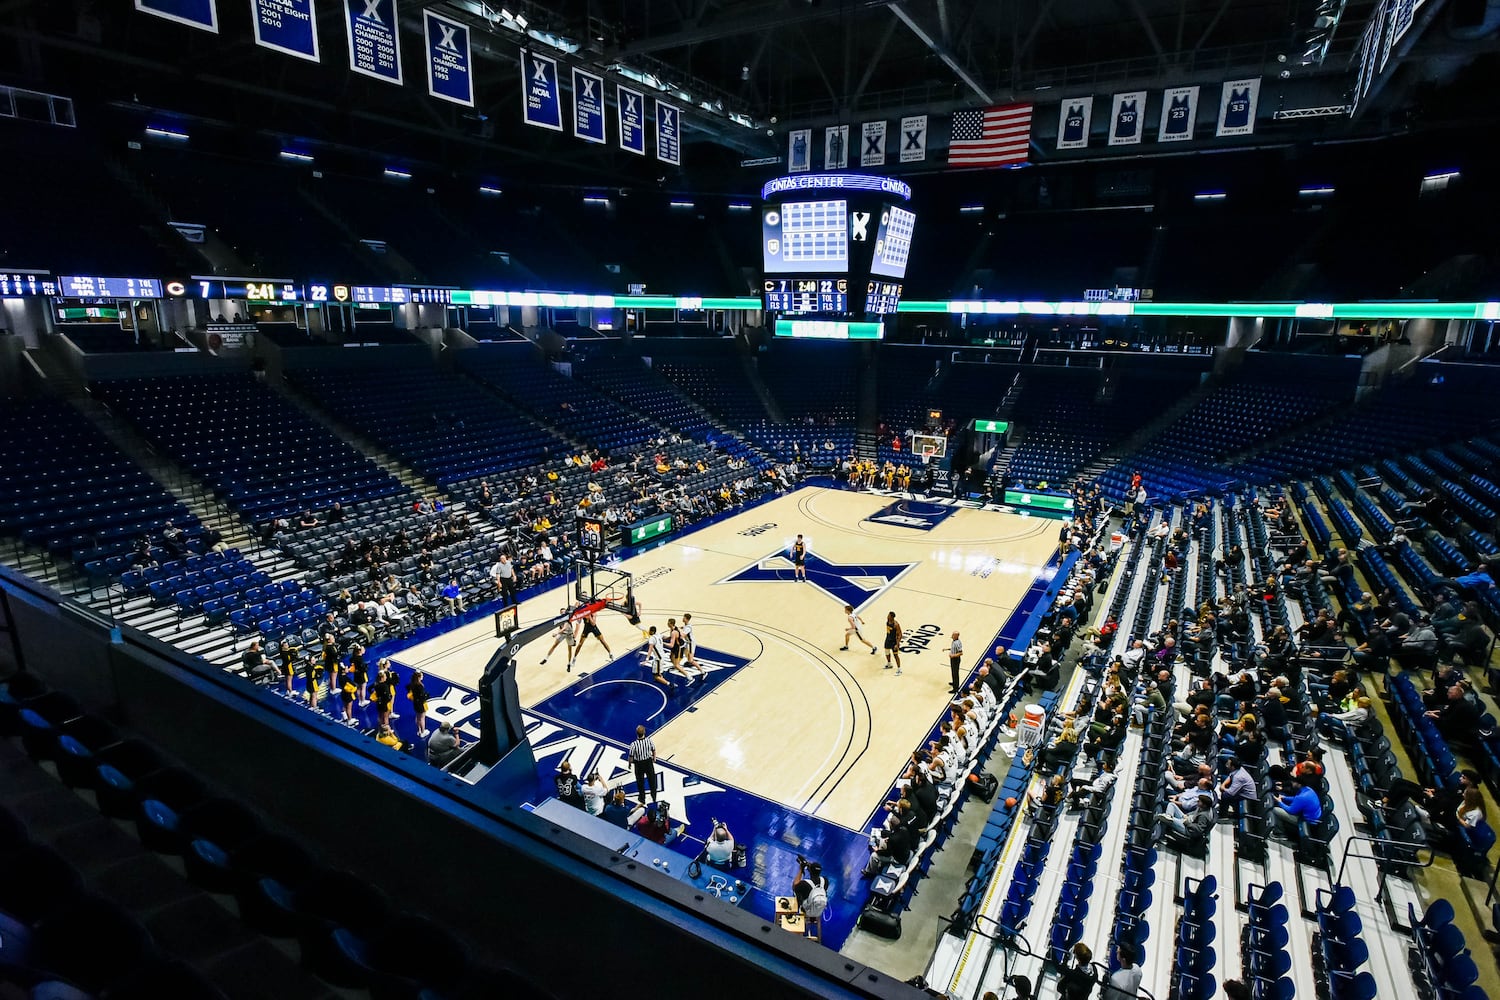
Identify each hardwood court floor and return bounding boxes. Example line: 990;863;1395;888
397;486;1059;830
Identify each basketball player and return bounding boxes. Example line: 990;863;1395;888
791;534;808;581
540;610;578;671
680;612;705;676
665;617;697;683
643;625;668;686
841;604;877;654
576;607;614;663
884;612;904;675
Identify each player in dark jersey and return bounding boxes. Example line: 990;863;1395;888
576;607;614;666
884;612;904;676
791;534;807;581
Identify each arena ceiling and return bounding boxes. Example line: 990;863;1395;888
0;0;1496;191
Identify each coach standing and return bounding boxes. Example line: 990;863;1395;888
948;631;964;694
629;724;658;806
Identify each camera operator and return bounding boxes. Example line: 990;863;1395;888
704;819;735;865
792;857;830;921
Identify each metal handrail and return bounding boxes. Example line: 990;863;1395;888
1333;831;1436;897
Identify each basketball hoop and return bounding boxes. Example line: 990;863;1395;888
920;445;937;465
568;599;609;623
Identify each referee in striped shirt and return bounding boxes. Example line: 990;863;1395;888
629;724;658;806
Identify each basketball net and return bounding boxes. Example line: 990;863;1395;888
920;446;936;466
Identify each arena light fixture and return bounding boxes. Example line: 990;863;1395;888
727;202;752;212
669;200;695;209
582;195;610;206
1298;185;1335;197
479;184;503;195
1193;191;1227;202
279;150;314;163
145;125;189;141
384;167;412;179
959;204;984;214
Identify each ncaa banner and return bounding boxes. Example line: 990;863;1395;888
1158;85;1199;142
1056;96;1093;149
424;10;473;107
1108;91;1145;145
655;100;682;166
520;49;563;131
572;68;606;144
252;0;318;61
136;0;218;32
617;84;646;155
788;129;811;173
345;0;401;85
861;121;886;166
1216;77;1259;137
899;114;927;162
824;125;849;169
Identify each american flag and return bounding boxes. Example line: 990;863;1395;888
948;104;1034;168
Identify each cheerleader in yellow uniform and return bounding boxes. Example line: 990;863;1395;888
882;462;896;490
898;463;911;491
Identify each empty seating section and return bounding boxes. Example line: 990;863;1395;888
752;342;859;461
1005;368;1197;487
1105;362;1356;500
92;374;403;521
654;348;769;429
0;399;200;574
461;350;662;454
572;356;719;442
284;364;566;487
57;326;154;353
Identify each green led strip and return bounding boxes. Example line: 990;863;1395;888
440;289;1500;321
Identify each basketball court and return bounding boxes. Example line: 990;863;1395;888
370;484;1067;947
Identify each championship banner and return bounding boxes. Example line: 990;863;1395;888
1108;91;1145;145
861;121;886;166
1215;77;1259;137
899;114;927;163
1056;96;1093;149
1158;85;1199;142
572;67;606;144
344;0;401;85
252;0;317;61
136;0;218;32
788;129;811;173
824;125;849;169
423;9;473;107
617;85;646;154
655;100;681;166
520;49;563;131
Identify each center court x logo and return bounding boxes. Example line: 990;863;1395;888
716;549;916;612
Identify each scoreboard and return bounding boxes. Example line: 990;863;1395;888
59;275;163;299
0;272;57;296
763;278;848;313
759;174;915;318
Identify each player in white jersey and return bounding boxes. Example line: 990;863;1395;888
643;625;669;686
540;610;578;670
680;612;705;677
840;604;878;654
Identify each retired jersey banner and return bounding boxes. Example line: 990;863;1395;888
252;0;318;60
136;0;218;32
617;84;646;154
572;68;606;144
1056;96;1093;149
1216;77;1259;136
861;121;887;166
423;10;472;106
345;0;401;85
899;114;927;163
788;129;812;172
520;49;563;131
1108;91;1146;145
655;100;681;166
824;125;849;169
1158;85;1199;142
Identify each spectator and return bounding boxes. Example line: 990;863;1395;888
349;602;378;645
1424;684;1481;741
441;577;466;615
554;760;585;808
1057;942;1095;1000
792;858;830;922
1101;945;1143;1000
1219;757;1259;807
427;721;463;767
1271;773;1323;840
239;639;275;683
1069;756;1117;809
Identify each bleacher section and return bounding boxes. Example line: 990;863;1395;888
284;362;567;487
91;374;405;522
0;398;202;580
